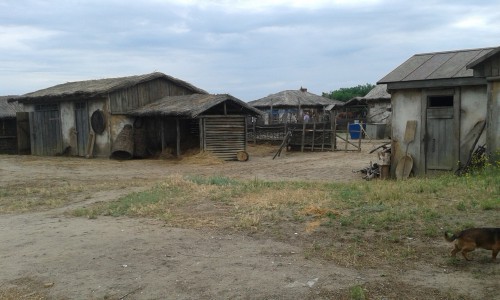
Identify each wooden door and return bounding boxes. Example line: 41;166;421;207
30;104;62;155
16;112;31;154
426;107;454;170
75;102;89;156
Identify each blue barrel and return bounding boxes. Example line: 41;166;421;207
348;123;365;139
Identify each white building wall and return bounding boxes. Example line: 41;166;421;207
390;89;422;175
459;86;487;164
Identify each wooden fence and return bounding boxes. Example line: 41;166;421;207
247;121;365;152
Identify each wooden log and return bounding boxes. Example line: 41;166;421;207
236;151;249;161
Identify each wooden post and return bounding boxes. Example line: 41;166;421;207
311;121;316;151
199;118;203;151
244;117;248;151
358;121;362;152
161;119;165;151
379;152;391;179
176;119;181;157
253;120;256;145
301;122;306;152
321;122;326;151
331;110;337;151
345;122;349;151
270;104;273;124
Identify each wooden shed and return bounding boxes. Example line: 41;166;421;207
0;96;24;154
378;46;499;176
248;87;343;124
10;72;207;158
129;93;262;160
466;47;500;163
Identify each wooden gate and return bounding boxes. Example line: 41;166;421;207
30;104;62;156
201;116;246;160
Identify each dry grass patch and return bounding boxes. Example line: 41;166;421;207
68;167;499;269
0;179;152;213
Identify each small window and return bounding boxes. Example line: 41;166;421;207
35;104;59;111
428;95;453;107
75;102;86;110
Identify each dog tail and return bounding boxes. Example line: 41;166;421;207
444;231;457;242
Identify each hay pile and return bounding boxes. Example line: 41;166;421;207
180;150;224;165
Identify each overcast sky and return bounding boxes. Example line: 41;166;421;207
1;0;499;101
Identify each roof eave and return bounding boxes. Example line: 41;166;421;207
383;77;487;91
467;46;500;69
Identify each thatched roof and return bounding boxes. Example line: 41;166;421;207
378;47;496;84
341;84;391;107
0;96;22;118
129;94;262;118
325;85;390;110
248;88;343;108
363;84;390;100
12;72;208;103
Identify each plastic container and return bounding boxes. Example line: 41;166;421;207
348;123;365;139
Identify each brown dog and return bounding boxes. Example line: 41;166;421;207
444;228;500;261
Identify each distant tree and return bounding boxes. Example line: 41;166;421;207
323;83;375;102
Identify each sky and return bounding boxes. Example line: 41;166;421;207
1;0;499;102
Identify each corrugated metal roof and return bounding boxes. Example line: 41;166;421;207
0;96;22;118
467;47;500;68
248;89;343;108
13;72;208;103
378;47;497;84
129;93;262;118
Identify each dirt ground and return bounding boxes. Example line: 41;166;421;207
0;142;497;299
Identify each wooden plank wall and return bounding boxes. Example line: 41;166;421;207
0;119;17;154
16;112;31;154
203;116;246;160
109;79;193;113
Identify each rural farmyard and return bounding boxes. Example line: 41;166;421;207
1;1;500;299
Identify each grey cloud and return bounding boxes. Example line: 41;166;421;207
1;0;500;100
